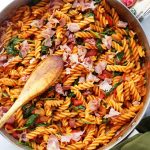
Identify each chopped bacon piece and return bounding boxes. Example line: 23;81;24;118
20;40;29;58
86;49;97;57
104;108;120;118
117;21;128;28
88;99;101;112
95;62;107;74
55;83;65;95
47;135;60;150
67;23;80;32
102;35;112;49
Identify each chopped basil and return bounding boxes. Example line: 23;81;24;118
68;91;75;97
106;81;122;96
101;28;115;36
96;39;103;53
113;71;123;77
6;37;23;56
76;37;84;45
73;78;79;86
29;0;41;6
22;104;34;118
73;105;85;111
87;12;94;17
18;141;31;149
41;45;49;55
15;127;28;131
116;51;124;61
94;0;101;5
25;114;38;127
36;123;49;127
102;117;109;124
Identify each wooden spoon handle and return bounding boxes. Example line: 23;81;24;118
0;55;63;128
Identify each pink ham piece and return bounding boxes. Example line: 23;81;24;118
43;38;52;47
84;38;96;45
86;73;100;82
69;119;76;128
102;35;112;49
95;61;107;74
20;40;29;58
66;68;71;75
42;28;55;39
78;45;87;61
6;116;15;124
61;131;84;142
67;23;80;32
82;57;94;71
30;20;43;28
47;135;60;150
117;21;128;28
55;83;65;95
88;99;101;112
99;79;112;92
69;54;79;64
78;76;86;83
60;44;71;53
59;18;66;27
104;108;120;118
19;132;28;142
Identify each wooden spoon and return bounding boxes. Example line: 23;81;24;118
0;55;63;128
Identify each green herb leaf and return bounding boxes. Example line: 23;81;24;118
41;45;49;55
73;105;85;111
76;38;84;45
15;127;28;131
101;28;115;36
18;141;32;149
68;91;75;97
25;114;38;127
94;0;101;5
22;104;34;118
87;12;94;17
116;51;124;61
102;117;109;124
29;0;41;6
73;78;79;86
6;37;23;56
113;71;123;77
35;123;49;127
96;39;103;53
106;81;122;96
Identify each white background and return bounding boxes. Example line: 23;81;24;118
0;0;150;150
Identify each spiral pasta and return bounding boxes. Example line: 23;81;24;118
0;0;147;150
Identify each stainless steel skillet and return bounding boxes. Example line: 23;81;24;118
0;0;150;149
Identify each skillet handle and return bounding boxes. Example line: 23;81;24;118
120;0;150;22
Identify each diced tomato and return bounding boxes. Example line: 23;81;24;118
86;49;97;57
5;124;14;131
12;132;19;139
105;15;113;26
98;70;112;79
114;89;117;98
63;85;71;90
98;105;107;116
99;91;105;99
122;74;126;81
73;99;83;106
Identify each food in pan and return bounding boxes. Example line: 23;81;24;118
0;0;146;149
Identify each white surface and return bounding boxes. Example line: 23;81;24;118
0;1;150;150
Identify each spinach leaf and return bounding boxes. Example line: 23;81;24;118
41;45;49;55
87;12;94;17
36;123;49;127
94;0;101;5
68;91;76;97
74;105;85;111
73;78;79;86
6;37;23;56
113;71;123;77
101;28;115;36
29;0;41;6
116;51;124;61
76;38;84;45
18;141;32;150
22;104;34;118
102;118;109;124
25;114;38;127
96;39;103;53
106;81;122;96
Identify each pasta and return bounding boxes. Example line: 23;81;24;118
0;0;147;149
